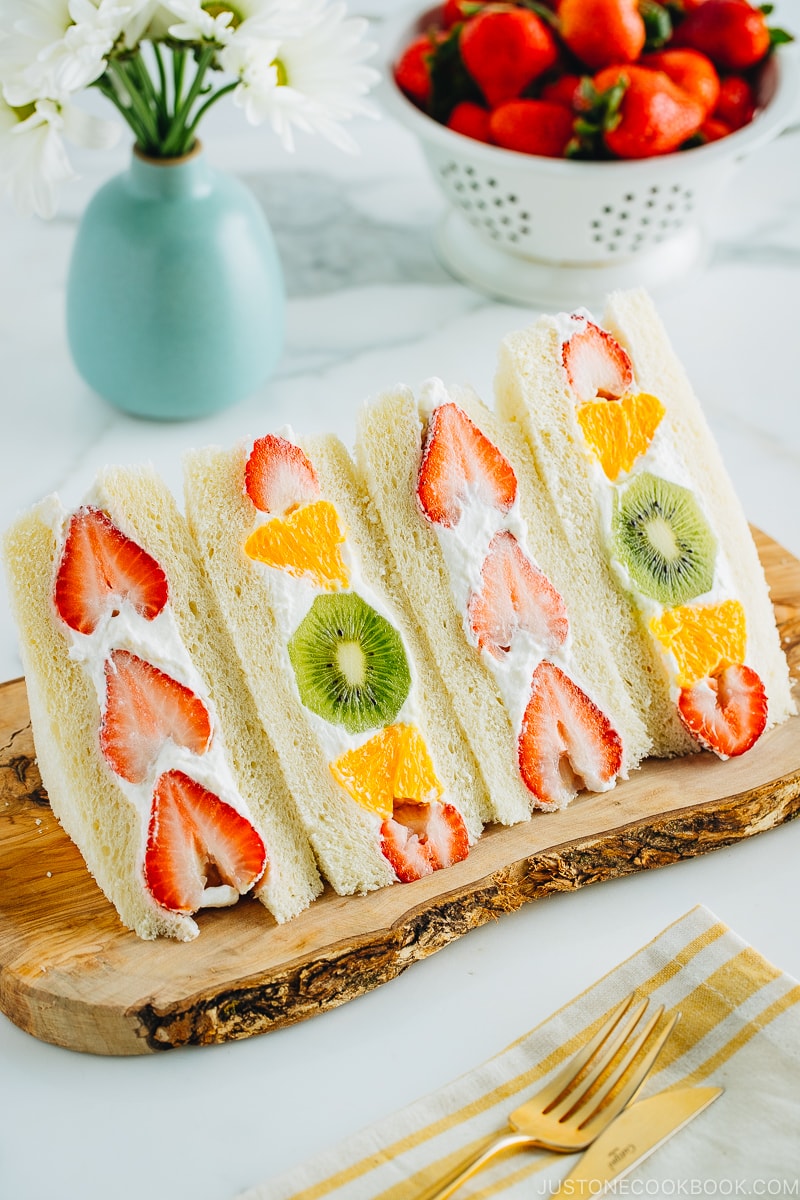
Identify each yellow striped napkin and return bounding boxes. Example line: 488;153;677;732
237;906;800;1199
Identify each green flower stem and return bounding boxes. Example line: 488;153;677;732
93;74;151;148
130;50;167;134
173;46;187;111
153;41;169;115
162;45;215;157
107;59;161;151
182;80;239;145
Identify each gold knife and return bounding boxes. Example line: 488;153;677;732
555;1086;723;1194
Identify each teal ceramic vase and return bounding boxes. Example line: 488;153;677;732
66;143;285;420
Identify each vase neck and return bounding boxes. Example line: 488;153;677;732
128;145;212;200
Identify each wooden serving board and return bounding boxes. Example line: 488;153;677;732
2;529;800;1057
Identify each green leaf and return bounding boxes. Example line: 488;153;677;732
514;0;562;31
639;0;673;50
759;4;775;14
428;28;484;124
769;27;795;44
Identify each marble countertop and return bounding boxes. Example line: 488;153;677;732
2;6;800;1197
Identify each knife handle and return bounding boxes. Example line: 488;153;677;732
416;1131;534;1200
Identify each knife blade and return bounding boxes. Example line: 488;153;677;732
556;1086;723;1194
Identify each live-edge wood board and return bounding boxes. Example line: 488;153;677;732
1;529;799;1056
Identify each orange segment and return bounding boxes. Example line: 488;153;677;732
650;599;747;686
244;500;349;590
330;723;443;818
391;724;444;806
577;391;665;481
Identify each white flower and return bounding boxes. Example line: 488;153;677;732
0;94;118;217
165;0;236;43
220;0;378;153
119;0;172;47
0;0;142;104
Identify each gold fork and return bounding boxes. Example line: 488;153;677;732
417;992;679;1200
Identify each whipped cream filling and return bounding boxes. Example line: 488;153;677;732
417;379;616;789
52;498;260;911
558;311;745;703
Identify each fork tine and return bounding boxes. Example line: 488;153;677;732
562;1003;664;1124
534;992;637;1111
578;1009;681;1133
547;999;652;1120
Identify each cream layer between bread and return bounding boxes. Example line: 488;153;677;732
419;377;621;791
53;493;262;910
556;310;746;704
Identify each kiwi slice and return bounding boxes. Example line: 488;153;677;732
288;592;411;734
612;472;717;605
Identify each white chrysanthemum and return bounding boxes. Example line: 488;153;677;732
120;0;173;47
0;0;142;104
164;0;235;42
220;0;378;153
0;94;118;217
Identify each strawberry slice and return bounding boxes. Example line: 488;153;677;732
244;434;320;515
144;770;267;914
380;800;469;883
100;650;213;784
678;663;768;759
54;506;168;636
518;661;623;808
562;320;634;403
468;531;569;659
417;403;517;528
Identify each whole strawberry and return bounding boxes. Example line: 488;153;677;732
559;0;646;70
394;35;436;105
673;0;773;71
447;100;492;141
591;65;705;158
714;74;757;129
643;48;720;116
460;8;559;108
489;99;574;155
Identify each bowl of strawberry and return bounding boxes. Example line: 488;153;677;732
386;0;797;303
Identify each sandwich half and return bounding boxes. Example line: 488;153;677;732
356;379;652;826
2;466;322;941
495;288;795;760
184;430;490;896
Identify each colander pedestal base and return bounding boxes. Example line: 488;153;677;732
435;210;707;308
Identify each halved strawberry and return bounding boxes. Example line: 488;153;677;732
678;663;767;759
562;320;634;402
468;531;569;659
54;506;168;636
417;402;517;527
518;661;623;808
244;434;320;515
100;650;213;784
380;800;469;883
144;770;267;914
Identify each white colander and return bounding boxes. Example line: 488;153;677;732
381;7;799;305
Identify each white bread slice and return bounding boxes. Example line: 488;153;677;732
355;382;652;827
494;288;794;754
603;289;794;728
183;434;487;898
2;468;322;941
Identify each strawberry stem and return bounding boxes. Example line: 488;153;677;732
639;0;673;50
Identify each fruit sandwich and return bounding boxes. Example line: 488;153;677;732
2;467;323;942
494;288;795;760
355;380;652;824
183;431;490;897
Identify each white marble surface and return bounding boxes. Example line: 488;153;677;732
2;7;800;1198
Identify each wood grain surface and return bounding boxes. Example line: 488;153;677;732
1;529;799;1056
